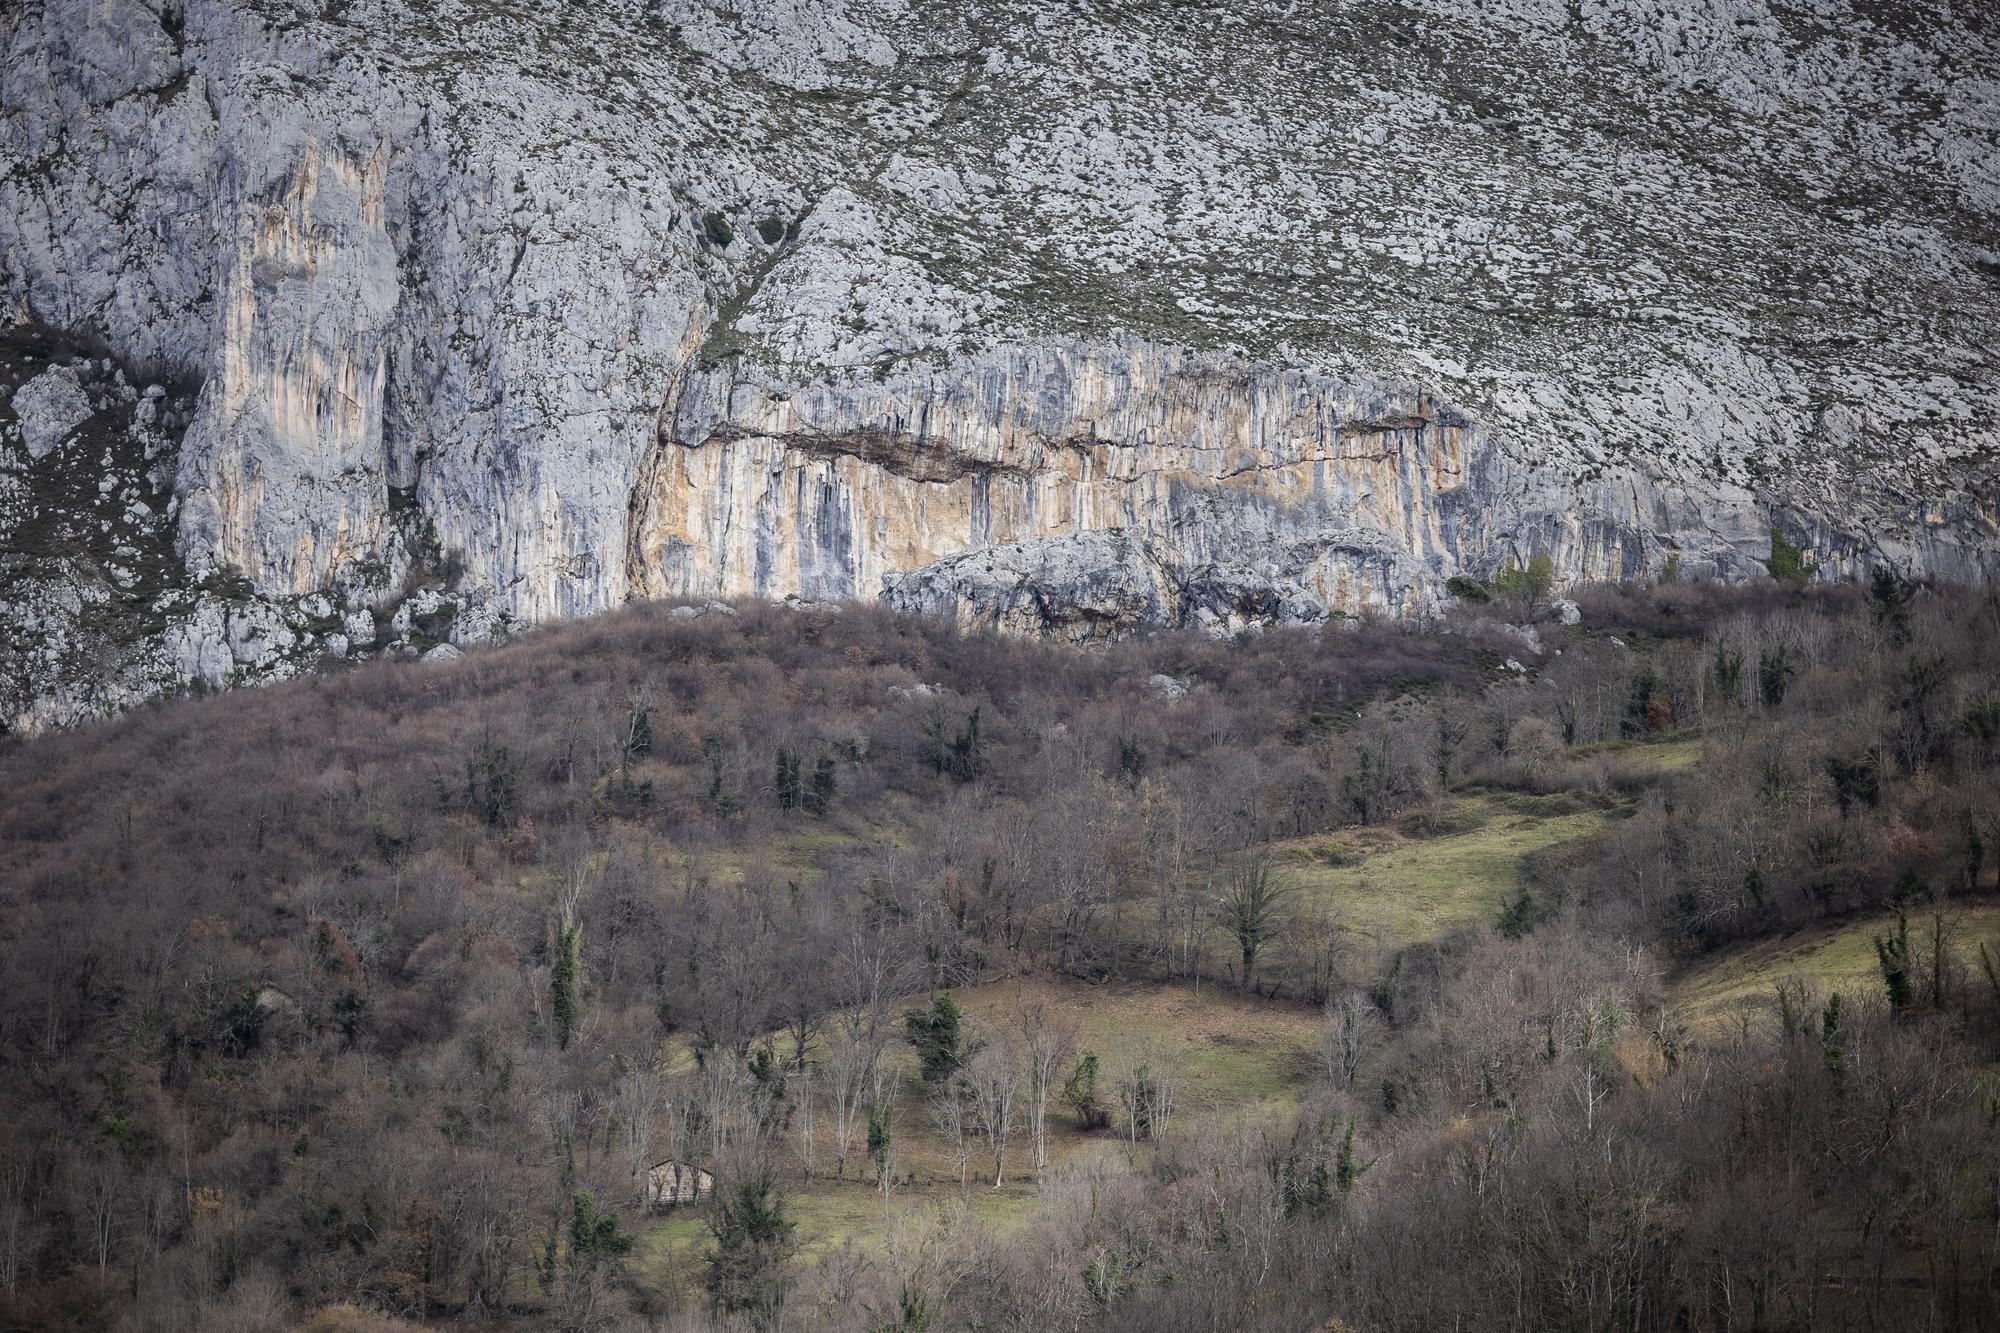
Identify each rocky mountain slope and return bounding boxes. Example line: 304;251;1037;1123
3;0;1998;729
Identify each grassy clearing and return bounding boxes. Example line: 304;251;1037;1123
949;977;1321;1112
1574;736;1705;774
638;774;1651;1273
1282;793;1615;951
1671;902;2000;1032
635;976;1321;1274
696;816;900;882
1615;737;1704;773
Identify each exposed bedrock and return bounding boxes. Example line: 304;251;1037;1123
632;341;1990;638
4;0;1999;725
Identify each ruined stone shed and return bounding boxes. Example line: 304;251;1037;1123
645;1159;714;1210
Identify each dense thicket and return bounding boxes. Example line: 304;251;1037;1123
1;576;1997;1331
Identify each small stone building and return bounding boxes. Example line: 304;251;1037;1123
646;1159;714;1210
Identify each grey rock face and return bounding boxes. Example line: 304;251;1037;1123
11;363;92;460
883;530;1180;642
3;0;1999;727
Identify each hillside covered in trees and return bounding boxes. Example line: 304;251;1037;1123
2;574;2000;1331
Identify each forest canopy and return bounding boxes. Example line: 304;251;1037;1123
1;575;1998;1331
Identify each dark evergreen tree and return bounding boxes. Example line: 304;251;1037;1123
706;1170;797;1328
1869;563;1915;645
1714;640;1745;703
867;1099;892;1190
806;754;837;816
774;748;800;811
1820;993;1846;1098
1875;909;1912;1014
567;1190;634;1270
1759;645;1793;707
703;736;734;817
903;992;967;1083
1117;736;1146;786
1827;750;1882;812
551;917;582;1049
1334;1121;1368;1194
947;707;985;782
1062;1051;1110;1131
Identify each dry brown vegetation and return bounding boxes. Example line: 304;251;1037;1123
2;576;1999;1330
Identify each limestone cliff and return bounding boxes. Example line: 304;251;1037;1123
3;0;1998;726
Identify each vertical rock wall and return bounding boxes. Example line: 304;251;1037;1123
2;0;1997;724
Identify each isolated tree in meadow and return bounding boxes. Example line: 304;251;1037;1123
930;1074;972;1188
964;1042;1022;1187
827;926;900;1178
791;1067;819;1181
1016;1000;1080;1174
826;1007;885;1180
1219;855;1292;992
1115;1056;1176;1154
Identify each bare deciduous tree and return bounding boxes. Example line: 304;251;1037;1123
929;1076;971;1190
1320;990;1376;1089
1218;855;1293;993
615;1060;661;1202
963;1042;1022;1188
826;925;901;1178
1015;1000;1080;1175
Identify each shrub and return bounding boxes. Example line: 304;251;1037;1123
1499;791;1596;817
1062;1052;1110;1131
701;211;735;248
1310;839;1363;866
1446;575;1492;602
1494;553;1555;605
1505;716;1567;773
1395;807;1490;839
1766;527;1814;584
